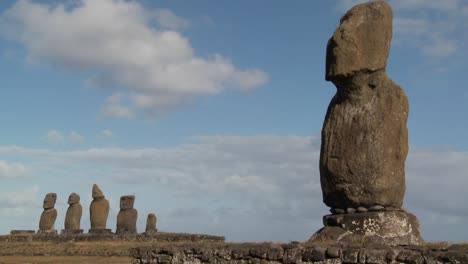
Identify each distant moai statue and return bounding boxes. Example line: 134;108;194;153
116;195;138;234
89;184;111;234
38;193;57;234
62;192;83;234
310;1;422;246
145;213;158;234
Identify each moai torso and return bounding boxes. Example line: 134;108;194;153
320;1;408;210
39;193;57;231
64;193;82;230
116;195;138;234
89;184;110;229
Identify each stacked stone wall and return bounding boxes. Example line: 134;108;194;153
130;243;468;264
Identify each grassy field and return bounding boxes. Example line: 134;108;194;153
0;256;131;264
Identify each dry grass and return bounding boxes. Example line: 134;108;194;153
0;240;197;257
0;256;131;264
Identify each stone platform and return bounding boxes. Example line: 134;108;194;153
0;231;225;243
130;242;468;264
310;211;422;246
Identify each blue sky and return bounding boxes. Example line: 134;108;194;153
0;0;467;242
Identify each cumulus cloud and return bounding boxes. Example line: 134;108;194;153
99;129;114;139
0;160;29;179
68;132;85;145
0;0;268;117
0;136;467;241
337;0;467;59
43;130;85;146
101;93;134;119
43;129;65;145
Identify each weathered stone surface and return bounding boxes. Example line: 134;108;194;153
39;193;57;232
42;192;56;210
10;230;35;235
320;0;408;209
116;195;138;234
146;213;158;233
325;1;392;81
130;243;468;264
64;193;82;230
313;211;422;246
89;184;110;230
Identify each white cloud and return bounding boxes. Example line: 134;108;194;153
43;129;64;145
101;93;134;119
43;129;85;146
0;160;29;179
153;8;189;30
0;136;467;242
68;132;85;145
99;129;114;139
0;0;268;116
0;186;39;208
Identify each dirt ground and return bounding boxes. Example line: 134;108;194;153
0;256;131;264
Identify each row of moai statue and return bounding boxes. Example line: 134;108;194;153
38;184;158;235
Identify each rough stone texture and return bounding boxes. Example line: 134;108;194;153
89;184;110;230
325;1;392;81
320;0;408;210
0;232;225;243
116;195;138;234
38;193;57;232
130;243;468;264
10;230;35;235
64;192;82;231
312;211;422;246
146;213;158;233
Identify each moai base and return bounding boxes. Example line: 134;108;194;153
311;210;422;246
61;229;84;235
10;230;35;235
88;228;112;234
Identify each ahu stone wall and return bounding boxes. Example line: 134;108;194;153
130;243;468;264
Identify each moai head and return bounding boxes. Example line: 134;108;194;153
43;193;57;209
68;193;80;205
325;1;393;83
92;184;104;199
120;195;135;210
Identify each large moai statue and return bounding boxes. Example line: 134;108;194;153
38;193;57;234
145;213;158;234
311;1;422;246
62;193;83;234
89;184;111;234
116;195;138;234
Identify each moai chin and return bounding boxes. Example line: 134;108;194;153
89;184;111;234
38;193;57;234
62;192;83;235
311;1;422;246
116;195;138;234
145;213;158;234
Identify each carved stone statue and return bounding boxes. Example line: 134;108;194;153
116;195;138;234
62;192;83;234
89;184;111;234
311;1;422;246
38;193;57;234
145;213;158;234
